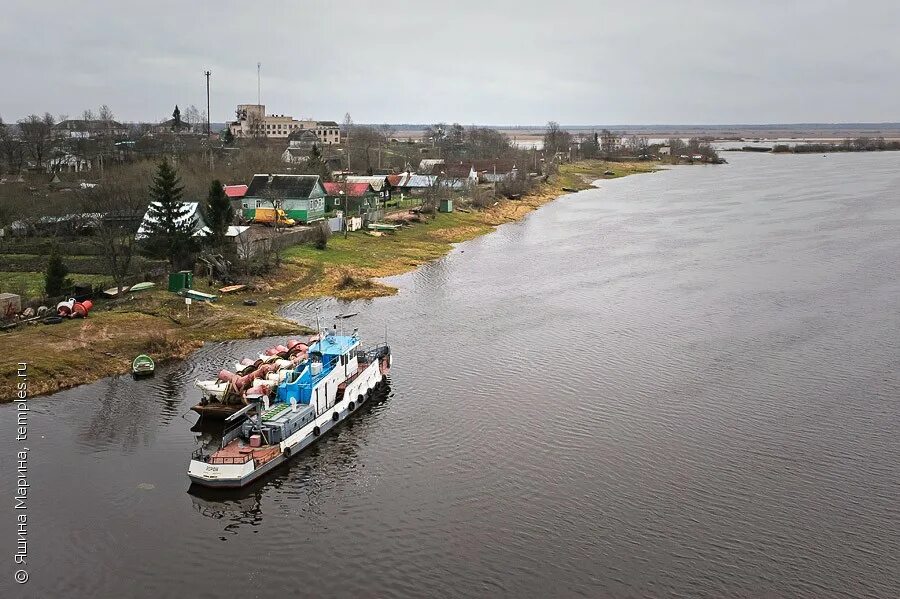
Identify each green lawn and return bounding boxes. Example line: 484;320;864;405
0;272;112;301
281;210;492;274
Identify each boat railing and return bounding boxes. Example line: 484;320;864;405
209;454;253;465
190;448;252;465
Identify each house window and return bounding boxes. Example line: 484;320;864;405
335;198;341;205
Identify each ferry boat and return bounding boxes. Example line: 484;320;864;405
188;327;391;488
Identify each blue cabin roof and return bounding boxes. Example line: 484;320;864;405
310;334;358;356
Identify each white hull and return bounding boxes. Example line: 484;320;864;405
188;358;386;488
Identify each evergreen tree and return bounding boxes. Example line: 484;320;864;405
305;143;330;181
221;128;234;145
172;105;181;131
205;179;234;248
143;158;194;265
44;244;71;298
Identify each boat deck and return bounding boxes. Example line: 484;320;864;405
210;440;280;466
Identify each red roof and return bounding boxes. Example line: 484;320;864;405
223;184;248;198
323;182;372;197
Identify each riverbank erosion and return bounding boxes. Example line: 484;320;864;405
0;160;656;400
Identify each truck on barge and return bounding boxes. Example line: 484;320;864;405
188;329;391;488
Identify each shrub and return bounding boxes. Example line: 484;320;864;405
312;220;330;250
44;245;71;298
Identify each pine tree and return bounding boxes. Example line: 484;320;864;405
306;143;330;181
44;244;71;298
205;179;234;248
143;158;194;264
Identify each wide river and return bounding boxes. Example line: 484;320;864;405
2;152;899;598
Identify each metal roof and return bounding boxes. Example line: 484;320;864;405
246;174;322;198
323;182;373;197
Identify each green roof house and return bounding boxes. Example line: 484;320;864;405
243;174;326;224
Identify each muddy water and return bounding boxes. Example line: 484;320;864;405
2;152;899;598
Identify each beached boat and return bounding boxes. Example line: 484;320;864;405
367;222;401;232
129;282;156;292
101;285;131;298
188;327;391;488
132;354;155;377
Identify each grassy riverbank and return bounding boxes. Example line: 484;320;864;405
275;160;658;300
0;160;655;400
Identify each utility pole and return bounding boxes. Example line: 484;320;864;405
204;70;211;137
257;62;261;107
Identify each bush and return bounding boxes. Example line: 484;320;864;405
44;246;71;298
312;220;330;250
336;271;373;291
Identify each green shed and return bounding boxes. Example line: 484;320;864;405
168;270;193;292
439;198;454;213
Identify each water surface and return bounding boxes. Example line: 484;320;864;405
2;152;899;598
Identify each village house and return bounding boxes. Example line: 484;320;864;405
150;118;195;135
52;119;128;139
469;159;518;183
281;130;321;164
136;202;209;239
229;104;341;144
47;152;93;173
322;181;380;214
431;161;479;187
135;202;251;253
242;174;326;224
343;175;393;200
418;158;445;173
224;184;248;212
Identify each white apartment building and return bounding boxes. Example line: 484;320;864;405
229;104;341;144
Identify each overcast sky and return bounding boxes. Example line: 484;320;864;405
2;0;899;125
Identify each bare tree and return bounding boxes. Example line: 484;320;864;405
377;123;397;169
183;105;205;132
0;116;23;174
342;112;354;171
543;121;572;157
98;104;115;124
18;113;55;169
82;109;97;121
78;178;147;296
423;123;447;149
246;110;264;144
353;125;384;174
420;175;446;217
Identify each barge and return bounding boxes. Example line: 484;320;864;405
188;329;391;488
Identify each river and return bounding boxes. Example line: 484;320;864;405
2;152;899;598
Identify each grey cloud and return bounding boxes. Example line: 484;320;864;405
2;0;899;125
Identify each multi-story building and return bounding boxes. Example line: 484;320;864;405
229;104;341;144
